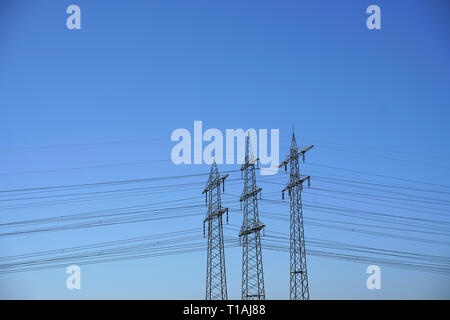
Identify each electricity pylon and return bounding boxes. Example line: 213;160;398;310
239;135;266;300
203;161;229;300
279;133;313;300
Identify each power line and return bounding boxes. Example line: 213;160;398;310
0;169;242;194
0;137;168;152
306;162;450;190
317;145;450;170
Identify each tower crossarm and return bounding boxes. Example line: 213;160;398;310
203;208;228;223
278;145;314;170
239;187;262;202
202;174;229;195
281;176;311;200
239;222;265;237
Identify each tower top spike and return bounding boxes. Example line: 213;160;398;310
246;133;257;165
291;132;297;149
210;160;219;177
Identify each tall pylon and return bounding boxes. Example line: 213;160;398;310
279;133;313;300
239;135;266;300
203;161;229;300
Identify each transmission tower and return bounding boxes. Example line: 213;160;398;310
279;133;313;300
203;161;229;300
239;135;266;300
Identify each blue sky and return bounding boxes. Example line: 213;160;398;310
0;0;449;299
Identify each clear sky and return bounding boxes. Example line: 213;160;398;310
0;0;449;299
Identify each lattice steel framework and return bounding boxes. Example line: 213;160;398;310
279;133;313;300
239;135;265;300
203;161;229;300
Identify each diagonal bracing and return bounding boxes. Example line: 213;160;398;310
203;161;229;300
239;135;266;300
279;133;313;300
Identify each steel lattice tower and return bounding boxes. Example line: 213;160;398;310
239;135;265;300
203;161;229;300
279;133;313;300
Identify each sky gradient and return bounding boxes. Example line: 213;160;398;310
0;0;449;299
